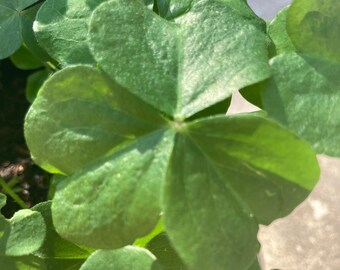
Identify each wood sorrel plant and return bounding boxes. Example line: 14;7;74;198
0;0;338;269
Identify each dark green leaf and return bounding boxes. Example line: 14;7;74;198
89;0;270;118
146;233;187;270
31;202;91;270
0;255;46;270
79;246;163;270
287;0;340;62
26;69;49;103
10;44;43;70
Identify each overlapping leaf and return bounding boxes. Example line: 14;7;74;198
24;1;320;269
88;0;270;118
263;0;340;157
79;246;163;270
0;0;40;59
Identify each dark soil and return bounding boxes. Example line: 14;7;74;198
0;59;50;218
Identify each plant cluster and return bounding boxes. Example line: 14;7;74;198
0;0;338;269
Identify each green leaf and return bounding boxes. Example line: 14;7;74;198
134;218;164;248
52;129;175;249
163;115;319;269
79;246;163;270
268;7;295;55
0;209;46;256
31;202;91;270
287;0;340;62
10;44;43;70
0;0;41;59
0;193;5;210
33;0;104;66
146;233;187;270
0;255;46;270
262;53;340;157
26;69;49;103
88;0;270;118
24;66;166;175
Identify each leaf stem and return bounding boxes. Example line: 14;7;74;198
0;177;27;209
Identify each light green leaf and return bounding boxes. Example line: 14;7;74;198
33;0;104;66
268;7;295;55
262;53;340;157
79;246;163;270
163;115;319;269
25;66;166;175
26;69;49;103
134;218;164;248
0;209;46;256
0;0;41;59
52;129;175;249
10;44;43;70
287;0;340;62
89;0;270;118
31;202;91;270
0;193;5;210
146;233;187;270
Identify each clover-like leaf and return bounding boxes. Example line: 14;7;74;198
25;62;319;269
287;0;340;62
88;0;270;118
79;246;163;270
0;209;46;256
0;0;40;59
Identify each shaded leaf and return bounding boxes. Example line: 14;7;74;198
0;255;46;270
287;0;340;62
10;44;43;70
134;218;164;248
26;69;49;103
0;193;5;210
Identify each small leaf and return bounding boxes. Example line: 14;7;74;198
0;209;46;256
0;194;6;210
134;218;164;248
146;233;187;270
262;53;340;157
79;246;163;270
26;69;49;103
287;0;340;62
0;255;46;270
88;0;270;118
10;44;43;70
31;202;91;270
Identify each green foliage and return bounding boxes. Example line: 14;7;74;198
1;0;339;269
